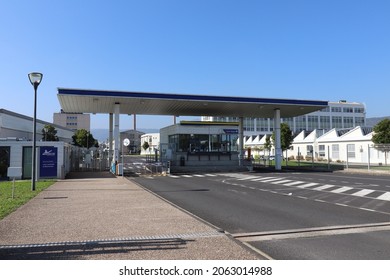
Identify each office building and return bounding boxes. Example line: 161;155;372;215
53;110;90;131
202;100;366;135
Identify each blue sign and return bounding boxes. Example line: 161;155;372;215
223;129;239;134
40;146;58;178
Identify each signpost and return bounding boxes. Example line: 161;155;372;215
122;138;130;177
7;167;22;199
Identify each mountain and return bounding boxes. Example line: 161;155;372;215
366;116;390;127
91;128;159;142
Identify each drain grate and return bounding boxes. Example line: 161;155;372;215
0;231;224;250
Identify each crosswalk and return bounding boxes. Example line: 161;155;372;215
167;173;390;202
223;173;390;202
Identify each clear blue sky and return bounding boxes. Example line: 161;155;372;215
1;0;389;129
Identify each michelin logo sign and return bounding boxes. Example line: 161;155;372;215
40;146;58;178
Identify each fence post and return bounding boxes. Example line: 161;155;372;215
298;147;300;167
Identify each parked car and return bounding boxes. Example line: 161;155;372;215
268;155;285;161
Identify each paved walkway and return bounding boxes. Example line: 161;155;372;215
0;172;261;260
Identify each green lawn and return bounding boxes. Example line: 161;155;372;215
0;180;55;220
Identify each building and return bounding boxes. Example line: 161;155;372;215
243;126;387;166
119;130;145;154
0;109;77;180
1;109;74;142
53;110;90;131
289;126;385;165
160;121;242;170
202;100;366;135
140;133;160;155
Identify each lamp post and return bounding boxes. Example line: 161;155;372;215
28;72;43;191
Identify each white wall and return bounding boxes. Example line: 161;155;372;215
1;141;71;180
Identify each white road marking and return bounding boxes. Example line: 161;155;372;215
271;179;293;184
256;178;284;183
283;181;304;186
313;184;335;191
296;182;319;188
376;192;390;201
331;186;353;193
238;176;260;180
351;189;375;197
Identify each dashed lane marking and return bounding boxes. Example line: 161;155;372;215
352;189;375;197
331;186;353;194
296;182;319;188
376;192;390;201
283;181;305;186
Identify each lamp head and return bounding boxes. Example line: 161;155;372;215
28;72;43;89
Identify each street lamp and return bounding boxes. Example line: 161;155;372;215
28;72;43;191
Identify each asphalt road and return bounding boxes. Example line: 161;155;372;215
132;171;390;259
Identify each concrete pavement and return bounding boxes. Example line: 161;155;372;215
0;172;262;260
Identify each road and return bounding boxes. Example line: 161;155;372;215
131;171;390;259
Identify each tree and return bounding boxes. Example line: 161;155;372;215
372;118;390;165
272;123;294;151
72;129;99;148
264;134;272;156
42;125;59;141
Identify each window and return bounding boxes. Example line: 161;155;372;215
354;107;365;113
321;106;330;112
243;118;254;131
343;107;353;113
295;116;306;131
319;116;331;129
332;107;342;113
344;117;354;128
319;145;326;157
256;118;269;132
308;116;318;131
347;144;355;158
332;144;339;159
332;116;343;128
355;117;365;126
306;145;313;156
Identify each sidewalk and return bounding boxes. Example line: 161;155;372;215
0;172;261;260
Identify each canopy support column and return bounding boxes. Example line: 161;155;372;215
238;117;244;166
274;108;282;170
113;103;120;174
109;113;113;164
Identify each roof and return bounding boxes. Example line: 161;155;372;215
57;88;328;118
0;108;74;132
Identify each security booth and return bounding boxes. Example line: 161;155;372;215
0;140;76;180
160;121;241;171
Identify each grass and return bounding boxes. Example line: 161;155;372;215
0;180;55;220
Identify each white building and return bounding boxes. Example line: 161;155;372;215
202;100;366;135
0;109;76;180
1;109;74;142
140;133;160;155
244;126;386;166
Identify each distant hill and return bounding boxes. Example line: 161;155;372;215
366;116;390;127
91;128;159;142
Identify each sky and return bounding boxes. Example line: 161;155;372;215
1;0;389;129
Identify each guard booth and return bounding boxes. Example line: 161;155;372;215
160;121;242;172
